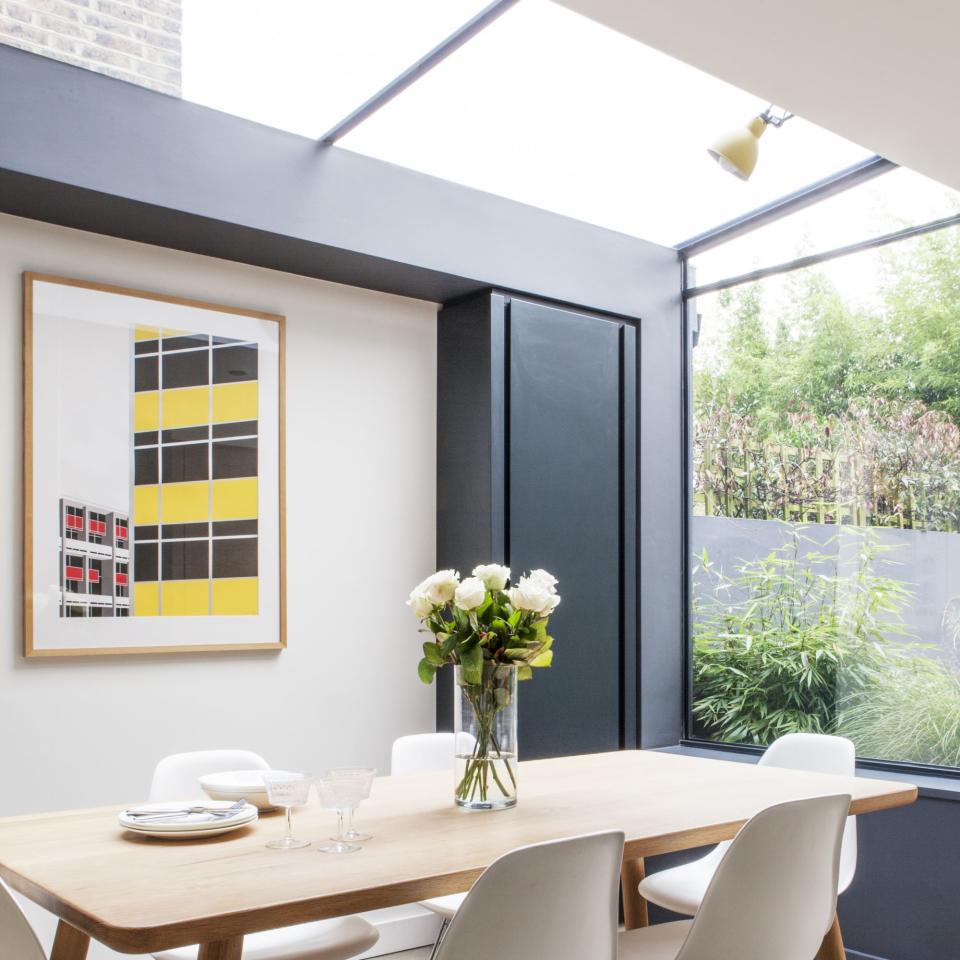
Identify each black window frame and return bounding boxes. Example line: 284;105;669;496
677;156;960;782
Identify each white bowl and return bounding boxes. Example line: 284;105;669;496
199;769;295;810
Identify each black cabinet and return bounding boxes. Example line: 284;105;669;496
437;292;637;758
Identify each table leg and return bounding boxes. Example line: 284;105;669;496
620;856;649;930
50;920;90;960
198;936;245;960
816;915;845;960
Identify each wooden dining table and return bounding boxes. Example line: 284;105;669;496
0;750;916;960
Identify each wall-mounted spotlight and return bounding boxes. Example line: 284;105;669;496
708;105;795;180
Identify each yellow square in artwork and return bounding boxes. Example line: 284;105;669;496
212;381;258;424
133;485;159;526
161;481;210;523
212;577;258;616
161;386;210;429
212;478;258;520
134;391;159;432
133;581;159;617
161;579;210;616
134;326;160;342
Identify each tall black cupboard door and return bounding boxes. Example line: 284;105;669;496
508;298;636;758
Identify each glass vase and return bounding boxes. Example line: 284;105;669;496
454;662;518;810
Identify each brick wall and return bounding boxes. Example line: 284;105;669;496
0;0;181;96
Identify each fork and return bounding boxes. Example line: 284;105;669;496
125;800;247;820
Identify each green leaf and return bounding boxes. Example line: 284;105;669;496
440;632;459;657
503;647;533;661
422;641;445;666
516;664;533;681
530;649;553;668
417;658;437;684
459;643;484;685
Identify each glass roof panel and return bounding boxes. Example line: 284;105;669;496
341;0;872;247
690;167;960;287
181;0;492;138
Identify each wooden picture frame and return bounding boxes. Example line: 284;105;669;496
24;273;286;656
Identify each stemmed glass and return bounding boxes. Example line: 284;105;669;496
327;768;376;842
262;771;312;850
316;774;365;854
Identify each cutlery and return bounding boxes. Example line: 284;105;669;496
125;800;247;819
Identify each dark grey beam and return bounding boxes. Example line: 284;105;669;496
0;44;671;319
676;155;896;257
320;0;521;145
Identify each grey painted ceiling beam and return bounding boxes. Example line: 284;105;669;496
0;45;677;319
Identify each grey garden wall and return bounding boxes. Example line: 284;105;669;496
691;516;960;664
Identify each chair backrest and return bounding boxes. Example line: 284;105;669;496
391;733;474;775
676;794;849;960
759;733;858;890
0;880;46;960
435;831;624;960
148;749;270;801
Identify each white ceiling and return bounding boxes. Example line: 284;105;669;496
555;0;960;192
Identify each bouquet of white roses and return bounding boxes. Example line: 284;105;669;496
407;564;559;806
407;563;559;686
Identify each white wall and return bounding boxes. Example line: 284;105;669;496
0;213;438;817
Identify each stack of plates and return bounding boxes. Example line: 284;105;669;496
200;769;295;810
119;800;258;840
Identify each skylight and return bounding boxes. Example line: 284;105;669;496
3;0;932;251
180;0;492;138
339;0;871;246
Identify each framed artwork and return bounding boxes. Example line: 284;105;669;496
23;273;285;656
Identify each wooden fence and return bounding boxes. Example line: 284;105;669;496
693;442;960;532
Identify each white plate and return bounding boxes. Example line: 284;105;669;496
119;801;258;837
123;817;257;841
199;769;296;810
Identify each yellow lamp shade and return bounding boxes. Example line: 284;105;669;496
708;116;767;180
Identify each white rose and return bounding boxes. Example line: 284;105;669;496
406;590;434;618
454;576;487;610
416;569;460;604
527;569;558;593
472;563;511;591
508;576;552;614
541;591;561;615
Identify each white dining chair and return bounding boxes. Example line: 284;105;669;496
149;748;270;801
148;750;379;960
637;733;858;917
0;879;46;960
390;733;466;776
390;733;476;956
433;830;625;960
620;793;850;960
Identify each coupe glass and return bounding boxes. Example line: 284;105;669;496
327;768;376;841
315;775;365;853
262;771;312;850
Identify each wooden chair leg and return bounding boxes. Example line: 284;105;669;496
50;921;90;960
620;856;650;930
816;915;845;960
198;936;244;960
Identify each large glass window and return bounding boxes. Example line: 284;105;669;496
688;218;960;770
